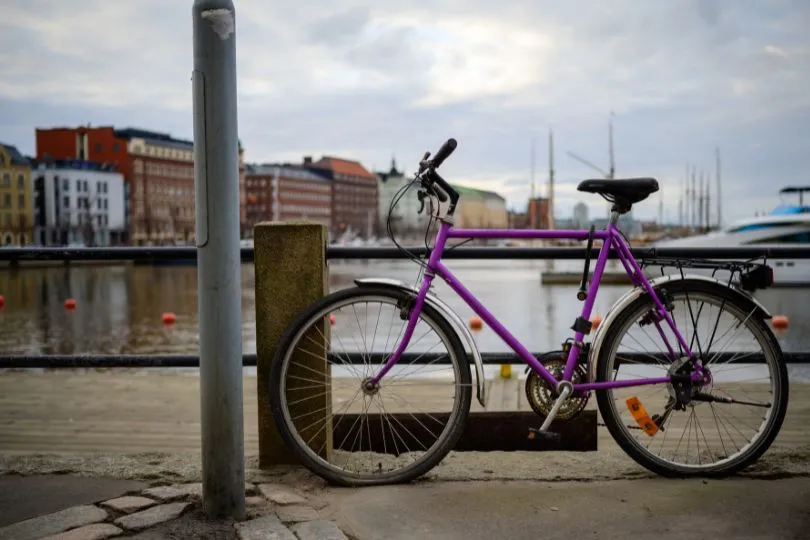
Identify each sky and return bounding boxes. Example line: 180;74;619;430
1;0;808;224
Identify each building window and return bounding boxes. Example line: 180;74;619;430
113;143;120;152
63;196;69;208
76;179;81;191
18;194;25;209
3;193;10;207
62;178;69;191
17;174;24;189
1;173;8;187
95;143;102;153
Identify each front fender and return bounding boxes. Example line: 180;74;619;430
588;273;772;384
355;278;487;407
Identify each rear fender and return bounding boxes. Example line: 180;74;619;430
588;273;772;384
355;278;487;407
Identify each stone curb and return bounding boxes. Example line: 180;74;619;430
0;480;348;540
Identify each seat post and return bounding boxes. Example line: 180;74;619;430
609;210;621;226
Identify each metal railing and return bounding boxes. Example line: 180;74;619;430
2;245;810;368
3;245;810;262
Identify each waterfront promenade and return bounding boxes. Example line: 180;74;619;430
1;370;809;539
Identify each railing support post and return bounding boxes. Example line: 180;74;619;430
254;222;331;467
192;0;245;520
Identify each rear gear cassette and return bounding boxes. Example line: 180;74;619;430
525;359;589;420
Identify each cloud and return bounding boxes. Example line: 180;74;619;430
1;0;809;225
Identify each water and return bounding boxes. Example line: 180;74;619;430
1;259;809;380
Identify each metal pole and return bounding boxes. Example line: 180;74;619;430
192;0;245;520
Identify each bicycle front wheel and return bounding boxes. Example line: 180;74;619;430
269;285;472;486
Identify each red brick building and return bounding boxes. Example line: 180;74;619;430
36;125;247;245
243;163;331;236
527;197;551;229
308;156;378;239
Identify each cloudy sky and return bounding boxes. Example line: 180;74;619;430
1;0;808;224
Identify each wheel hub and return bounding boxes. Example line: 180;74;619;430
361;378;380;396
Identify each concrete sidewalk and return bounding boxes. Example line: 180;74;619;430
1;472;809;540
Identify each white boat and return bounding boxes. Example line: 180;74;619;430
649;186;810;286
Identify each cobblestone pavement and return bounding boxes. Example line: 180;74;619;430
0;478;347;540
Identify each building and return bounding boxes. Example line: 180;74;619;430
308;156;378;239
573;201;589;229
0;142;32;246
36;125;247;245
243;163;332;235
30;159;126;246
375;158;429;237
452;185;508;229
527;197;551;229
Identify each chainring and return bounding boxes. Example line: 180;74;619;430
525;359;590;420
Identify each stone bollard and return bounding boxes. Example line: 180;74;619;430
254;222;332;467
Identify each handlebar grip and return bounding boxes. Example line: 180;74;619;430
431;138;457;168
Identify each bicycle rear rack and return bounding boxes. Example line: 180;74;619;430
638;256;774;292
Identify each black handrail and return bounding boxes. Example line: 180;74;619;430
1;352;808;369
1;245;810;262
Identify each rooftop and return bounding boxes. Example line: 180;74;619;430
114;127;194;149
452;184;506;201
313;156;376;179
30;158;121;173
245;162;328;182
0;142;30;166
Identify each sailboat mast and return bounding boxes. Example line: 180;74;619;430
548;128;555;230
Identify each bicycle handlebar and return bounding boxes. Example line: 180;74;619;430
430;138;457;169
415;138;461;214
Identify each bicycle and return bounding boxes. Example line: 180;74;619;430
269;138;788;486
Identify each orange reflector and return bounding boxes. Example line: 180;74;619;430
626;397;659;437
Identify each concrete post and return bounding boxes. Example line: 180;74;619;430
254;222;331;467
192;0;245;519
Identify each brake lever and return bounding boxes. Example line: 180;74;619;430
417;190;426;214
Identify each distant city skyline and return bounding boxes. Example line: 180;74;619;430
2;1;808;225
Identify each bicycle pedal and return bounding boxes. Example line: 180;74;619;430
527;428;562;445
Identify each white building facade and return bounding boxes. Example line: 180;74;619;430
573;201;590;228
31;160;126;246
376;159;430;236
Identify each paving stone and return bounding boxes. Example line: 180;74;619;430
113;502;191;531
235;515;297;540
290;520;349;540
101;496;157;514
257;484;307;505
141;483;202;502
247;496;267;507
275;505;319;523
0;505;108;540
43;523;123;540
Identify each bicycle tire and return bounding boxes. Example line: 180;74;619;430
594;279;789;477
268;285;473;486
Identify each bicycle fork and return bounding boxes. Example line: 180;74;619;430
367;273;436;386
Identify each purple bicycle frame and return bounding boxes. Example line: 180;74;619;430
369;221;695;393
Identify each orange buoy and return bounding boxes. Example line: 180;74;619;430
0;295;5;308
329;313;335;325
591;313;602;330
64;298;77;310
469;316;483;331
162;312;177;325
772;315;789;329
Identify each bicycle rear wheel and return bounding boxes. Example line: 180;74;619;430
269;285;472;486
595;279;788;477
